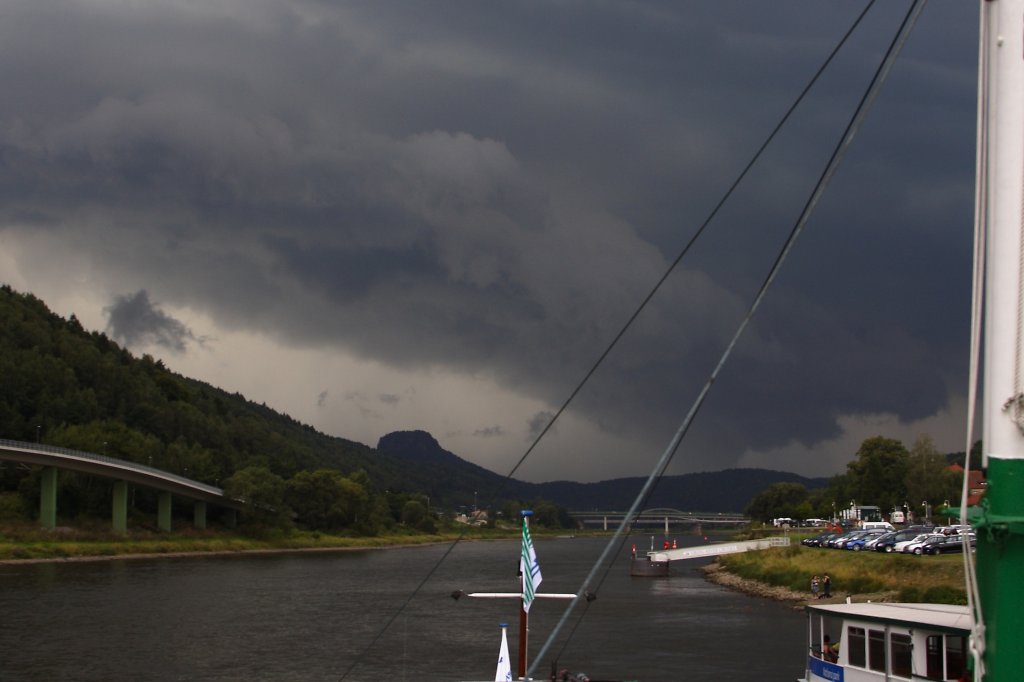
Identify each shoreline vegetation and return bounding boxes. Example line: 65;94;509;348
0;522;530;564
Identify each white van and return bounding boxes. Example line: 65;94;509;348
862;521;895;531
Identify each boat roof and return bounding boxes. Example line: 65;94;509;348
804;602;971;635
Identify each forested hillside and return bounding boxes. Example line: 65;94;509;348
0;286;484;530
0;284;826;531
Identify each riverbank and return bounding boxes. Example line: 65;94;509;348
700;561;896;607
707;543;968;605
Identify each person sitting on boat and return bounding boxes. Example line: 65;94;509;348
823;634;839;663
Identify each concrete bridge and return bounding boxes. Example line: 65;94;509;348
568;507;750;533
0;438;243;533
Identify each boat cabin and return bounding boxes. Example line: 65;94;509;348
800;602;971;682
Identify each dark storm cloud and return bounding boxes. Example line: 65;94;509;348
0;0;977;475
105;290;199;353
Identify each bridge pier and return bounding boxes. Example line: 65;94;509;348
112;481;128;534
603;515;608;531
40;466;57;529
194;501;207;530
157;491;172;532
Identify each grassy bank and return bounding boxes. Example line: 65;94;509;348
718;541;968;604
0;521;533;562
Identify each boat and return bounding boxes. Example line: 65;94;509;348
800;1;1023;679
801;602;971;681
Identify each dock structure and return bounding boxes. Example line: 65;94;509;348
631;536;790;576
656;536;790;561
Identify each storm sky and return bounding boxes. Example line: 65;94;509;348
0;1;978;482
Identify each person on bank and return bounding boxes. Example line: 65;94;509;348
822;574;832;598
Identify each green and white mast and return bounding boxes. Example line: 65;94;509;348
975;0;1024;679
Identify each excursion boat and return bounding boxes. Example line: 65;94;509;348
800;602;971;682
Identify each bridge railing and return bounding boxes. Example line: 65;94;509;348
0;438;224;496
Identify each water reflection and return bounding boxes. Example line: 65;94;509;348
0;537;806;681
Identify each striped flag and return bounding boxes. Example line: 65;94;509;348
520;518;542;613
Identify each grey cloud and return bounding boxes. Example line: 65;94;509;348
104;290;198;353
473;426;505;438
0;0;979;477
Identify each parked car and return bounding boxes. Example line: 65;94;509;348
801;532;836;547
863;531;895;551
845;530;888;551
835;530;878;550
874;527;931;553
894;533;935;553
921;533;977;555
902;534;944;554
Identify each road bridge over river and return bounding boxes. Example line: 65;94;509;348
568;507;750;533
0;439;243;532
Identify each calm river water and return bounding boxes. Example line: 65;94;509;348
0;536;806;681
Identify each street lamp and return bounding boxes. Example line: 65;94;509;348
35;425;41;443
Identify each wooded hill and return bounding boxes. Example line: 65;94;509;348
0;285;822;529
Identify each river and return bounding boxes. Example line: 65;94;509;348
0;536;806;681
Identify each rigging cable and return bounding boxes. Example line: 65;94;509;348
529;1;928;676
338;2;881;678
961;2;992;678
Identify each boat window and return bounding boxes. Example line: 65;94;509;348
946;635;966;680
848;626;866;667
868;629;886;672
890;633;912;678
926;635;943;680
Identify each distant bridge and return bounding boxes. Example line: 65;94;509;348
567;507;749;532
0;438;243;533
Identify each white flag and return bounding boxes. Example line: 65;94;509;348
495;624;512;682
520;519;542;613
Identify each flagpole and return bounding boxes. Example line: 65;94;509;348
518;510;532;680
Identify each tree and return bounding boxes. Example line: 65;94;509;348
845;436;909;513
401;500;427;527
904;434;959;513
744;482;809;522
286;469;371;532
224;466;291;529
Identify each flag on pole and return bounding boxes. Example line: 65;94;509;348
494;623;512;681
520;518;542;613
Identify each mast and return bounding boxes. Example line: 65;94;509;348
976;0;1024;679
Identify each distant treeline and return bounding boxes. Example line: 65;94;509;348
744;435;969;523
